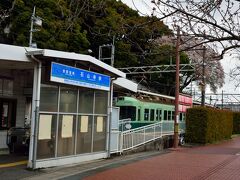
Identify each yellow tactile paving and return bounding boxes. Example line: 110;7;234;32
0;160;27;168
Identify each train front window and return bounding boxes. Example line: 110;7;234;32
120;106;136;121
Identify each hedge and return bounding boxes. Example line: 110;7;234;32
233;112;240;134
185;107;233;144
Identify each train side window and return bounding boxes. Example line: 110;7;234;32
168;111;171;121
119;106;136;121
159;110;162;121
180;113;183;121
150;109;155;121
182;113;185;121
164;110;167;121
138;109;141;121
172;111;175;121
144;109;149;121
156;109;162;121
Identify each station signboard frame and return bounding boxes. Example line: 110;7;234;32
50;62;110;91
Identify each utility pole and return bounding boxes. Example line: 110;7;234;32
222;90;224;109
201;46;206;106
111;35;115;67
29;6;35;47
173;26;180;149
29;6;42;48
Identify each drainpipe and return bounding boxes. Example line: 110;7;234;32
28;55;41;169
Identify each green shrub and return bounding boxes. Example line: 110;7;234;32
185;107;233;144
233;112;240;134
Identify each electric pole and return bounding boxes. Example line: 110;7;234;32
29;6;35;47
201;46;206;106
173;26;180;149
29;6;42;48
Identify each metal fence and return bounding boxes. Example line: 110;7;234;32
119;122;163;152
111;121;185;154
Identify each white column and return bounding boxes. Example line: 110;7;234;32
28;61;41;169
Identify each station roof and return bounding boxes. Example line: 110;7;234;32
26;48;125;78
0;44;34;69
0;43;125;78
114;77;138;92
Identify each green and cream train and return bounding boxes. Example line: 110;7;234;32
115;95;192;133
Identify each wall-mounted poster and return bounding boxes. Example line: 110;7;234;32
38;114;52;140
96;116;103;132
80;116;88;133
62;115;73;138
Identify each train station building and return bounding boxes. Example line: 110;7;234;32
0;43;125;169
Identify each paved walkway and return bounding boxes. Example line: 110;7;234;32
83;137;240;180
2;136;240;180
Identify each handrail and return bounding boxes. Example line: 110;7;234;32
120;122;163;152
122;121;162;133
119;118;131;125
111;121;186;154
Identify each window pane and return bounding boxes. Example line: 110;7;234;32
138;109;141;121
119;106;136;121
57;115;76;157
150;109;155;121
168;111;171;121
180;113;183;121
93;116;107;152
164;110;168;121
159;110;162;121
40;84;58;112
172;111;175;121
94;90;108;114
144;109;149;121
79;89;94;114
182;113;185;121
1;102;9;128
37;114;57;159
76;115;93;154
59;87;77;113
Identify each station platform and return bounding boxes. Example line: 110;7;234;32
1;136;240;180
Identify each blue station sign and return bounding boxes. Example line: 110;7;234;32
50;62;110;91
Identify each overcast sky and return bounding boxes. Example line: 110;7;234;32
121;0;240;97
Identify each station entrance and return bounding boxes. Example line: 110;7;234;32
0;57;34;155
